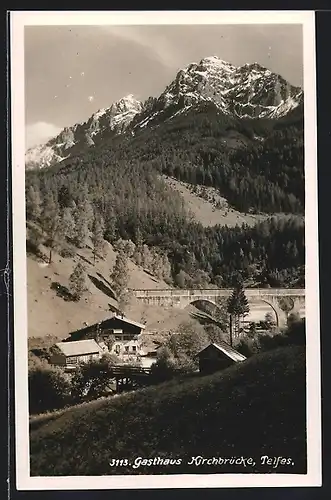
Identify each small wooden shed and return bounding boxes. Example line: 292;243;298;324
50;339;103;368
197;342;246;375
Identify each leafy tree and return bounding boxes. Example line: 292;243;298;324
278;297;294;320
71;354;118;402
69;262;87;300
150;347;177;383
166;321;209;367
175;270;193;288
204;324;229;346
191;269;211;289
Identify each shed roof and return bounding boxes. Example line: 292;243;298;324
55;339;103;357
197;342;246;363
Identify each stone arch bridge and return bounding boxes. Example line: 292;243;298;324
131;288;305;328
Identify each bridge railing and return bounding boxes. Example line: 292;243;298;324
131;288;305;298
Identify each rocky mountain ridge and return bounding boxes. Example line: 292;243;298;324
156;56;302;117
25;56;303;170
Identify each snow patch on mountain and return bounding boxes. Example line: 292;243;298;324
155;56;302;120
25;145;67;170
26;56;303;170
25;95;143;170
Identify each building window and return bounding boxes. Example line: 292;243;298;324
115;344;121;354
132;345;137;352
125;346;129;353
68;356;78;364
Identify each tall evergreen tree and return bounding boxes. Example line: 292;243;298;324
73;213;89;249
91;214;105;264
110;251;129;304
69;262;87;300
77;188;94;231
227;281;250;345
40;193;60;264
60;207;76;241
26;185;42;221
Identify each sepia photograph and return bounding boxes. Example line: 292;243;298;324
10;10;321;490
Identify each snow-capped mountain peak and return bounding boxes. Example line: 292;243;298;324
25;57;303;170
25;94;143;169
156;56;302;119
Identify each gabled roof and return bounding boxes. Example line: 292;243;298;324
111;314;146;330
55;339;103;357
67;314;146;339
197;342;246;363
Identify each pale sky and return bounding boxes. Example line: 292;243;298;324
25;24;303;149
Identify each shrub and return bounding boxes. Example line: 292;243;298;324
235;318;305;356
29;364;72;415
59;246;76;258
150;347;178;383
71;355;118;402
235;336;260;357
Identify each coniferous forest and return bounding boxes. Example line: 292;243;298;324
25;101;305;288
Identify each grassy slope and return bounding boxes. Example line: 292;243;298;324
163;175;268;228
163;175;304;229
30;345;306;476
27;240;204;339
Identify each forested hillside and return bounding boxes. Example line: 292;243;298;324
26;54;305;292
128;101;304;214
26;101;305;289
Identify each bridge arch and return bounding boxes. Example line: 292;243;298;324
259;299;281;328
188;297;284;329
187;298;283;328
188;298;224;311
131;288;304;330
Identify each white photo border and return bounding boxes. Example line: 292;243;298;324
10;10;321;490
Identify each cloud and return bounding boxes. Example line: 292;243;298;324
100;26;177;69
25;121;62;149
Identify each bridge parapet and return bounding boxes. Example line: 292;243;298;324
131;288;305;299
131;288;305;328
